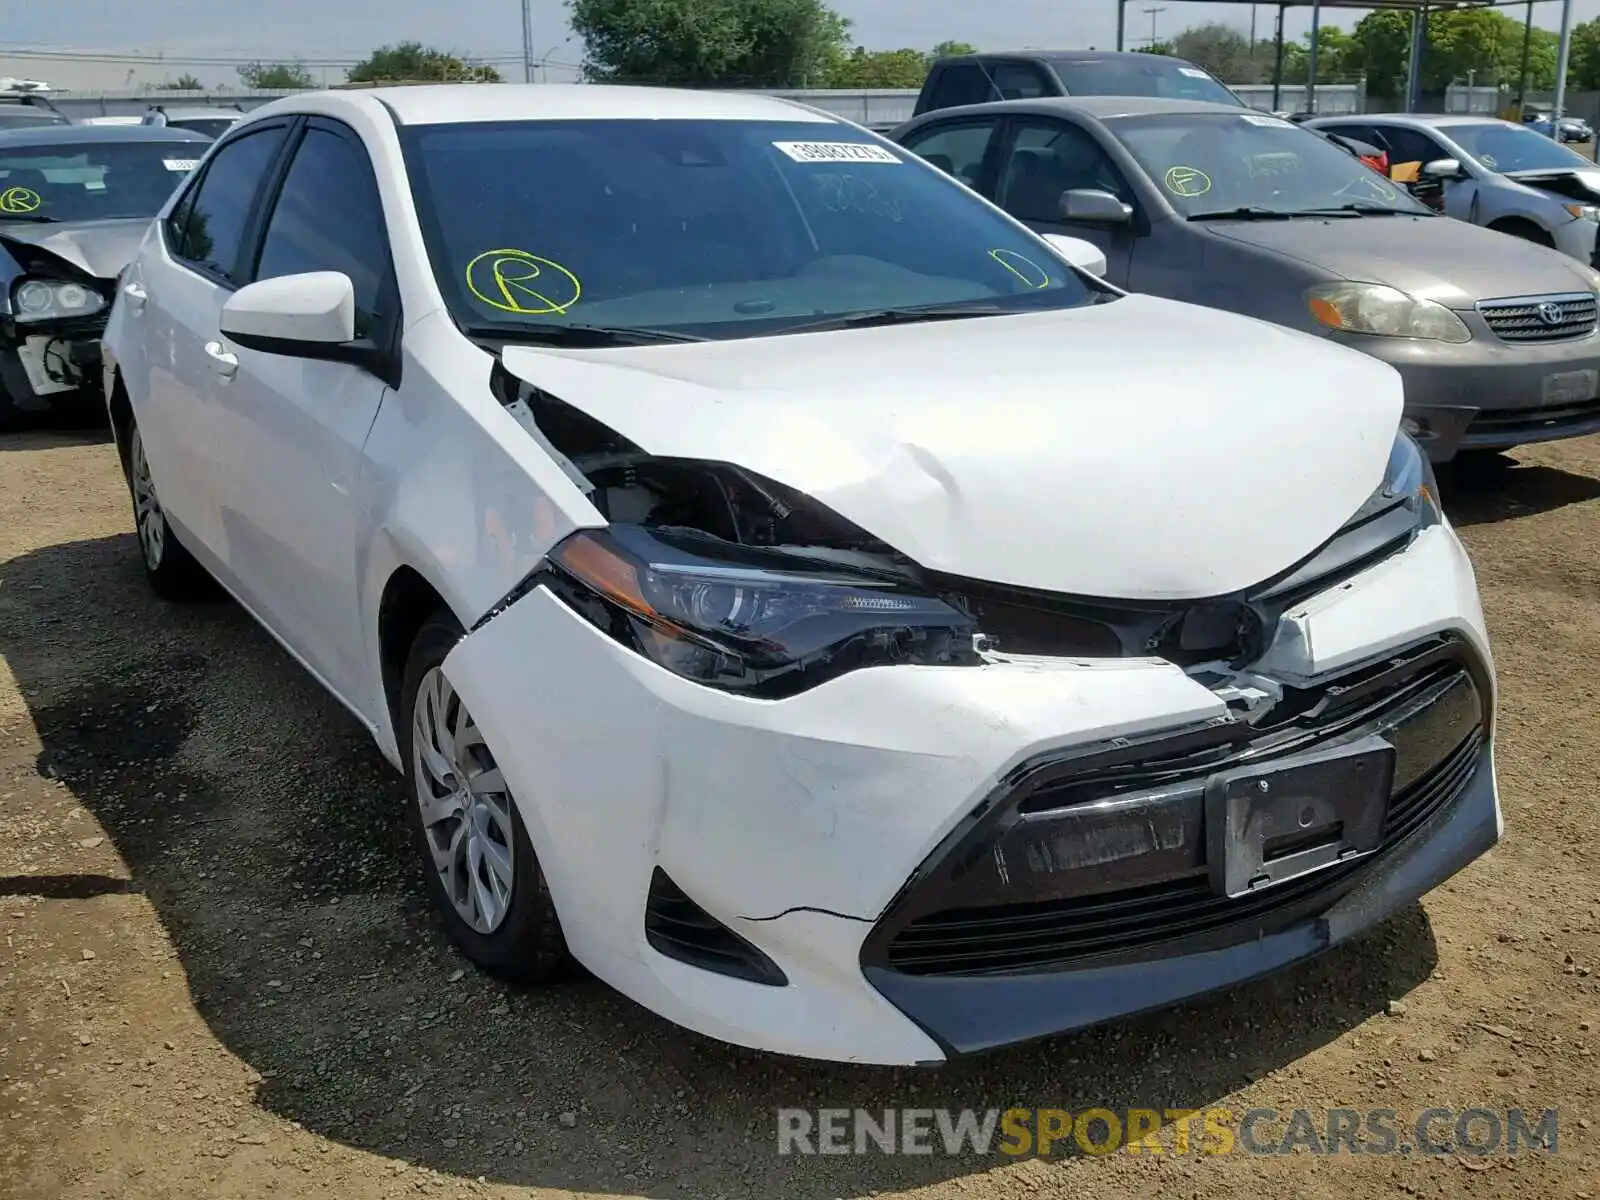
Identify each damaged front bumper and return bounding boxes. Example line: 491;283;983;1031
442;522;1497;1065
0;313;108;416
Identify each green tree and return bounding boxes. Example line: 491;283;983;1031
827;47;929;88
930;40;977;59
238;61;316;89
570;0;849;87
1170;22;1265;85
347;42;501;84
1346;10;1415;99
158;73;204;91
1566;19;1600;90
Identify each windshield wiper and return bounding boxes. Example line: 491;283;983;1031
0;214;61;224
465;322;708;347
775;302;1012;336
1294;203;1420;217
1187;206;1305;221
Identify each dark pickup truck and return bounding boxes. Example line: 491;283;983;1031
913;50;1244;117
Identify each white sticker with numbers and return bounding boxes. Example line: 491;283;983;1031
773;141;900;164
163;158;201;172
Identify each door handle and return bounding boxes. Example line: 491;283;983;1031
204;340;239;379
122;281;148;311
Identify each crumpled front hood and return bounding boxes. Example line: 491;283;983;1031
0;217;149;280
502;295;1404;600
1205;213;1596;308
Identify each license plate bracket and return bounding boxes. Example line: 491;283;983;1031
1541;368;1599;406
1204;736;1395;900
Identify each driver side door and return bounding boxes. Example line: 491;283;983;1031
990;117;1138;287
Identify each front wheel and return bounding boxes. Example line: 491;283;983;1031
125;422;217;601
400;612;568;981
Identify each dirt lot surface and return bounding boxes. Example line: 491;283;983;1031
1;428;1598;1200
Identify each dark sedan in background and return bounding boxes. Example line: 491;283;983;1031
894;97;1600;462
0;124;208;426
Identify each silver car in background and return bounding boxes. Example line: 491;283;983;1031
1306;113;1600;268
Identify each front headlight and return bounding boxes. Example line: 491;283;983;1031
1564;203;1600;222
1379;430;1442;528
1307;282;1471;343
541;525;980;697
12;277;107;323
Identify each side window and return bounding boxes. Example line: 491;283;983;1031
252;125;392;338
929;64;993;111
998;121;1132;223
1320;123;1378;145
1375;126;1447;168
170;126;287;282
902;121;1000;189
988;63;1050;101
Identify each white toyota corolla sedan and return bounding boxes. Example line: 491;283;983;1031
100;84;1500;1066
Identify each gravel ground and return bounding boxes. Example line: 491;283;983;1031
1;428;1597;1200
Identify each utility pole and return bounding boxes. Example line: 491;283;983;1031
1144;6;1166;48
1305;0;1322;114
1515;0;1534;116
520;0;536;83
1553;0;1576;137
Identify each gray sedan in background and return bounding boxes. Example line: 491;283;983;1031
892;97;1600;462
1305;113;1600;267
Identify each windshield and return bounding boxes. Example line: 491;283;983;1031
1444;122;1591;173
0;140;199;222
1108;111;1433;217
401;118;1098;340
1052;56;1242;106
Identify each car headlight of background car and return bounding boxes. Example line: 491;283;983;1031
540;524;979;697
10;278;107;323
1307;282;1471;344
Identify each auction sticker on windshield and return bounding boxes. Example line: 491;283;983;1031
163;159;201;172
774;141;900;165
1241;114;1293;129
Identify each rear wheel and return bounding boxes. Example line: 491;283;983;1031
400;612;568;981
125;422;217;601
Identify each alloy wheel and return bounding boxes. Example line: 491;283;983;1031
411;667;516;934
129;428;165;570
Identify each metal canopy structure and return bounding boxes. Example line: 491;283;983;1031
1112;0;1541;115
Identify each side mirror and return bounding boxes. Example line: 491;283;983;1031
1060;188;1134;224
1421;158;1465;181
220;271;357;358
1041;233;1108;278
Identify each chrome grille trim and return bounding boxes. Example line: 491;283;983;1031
1476;291;1598;343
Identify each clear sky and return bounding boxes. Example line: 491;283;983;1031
4;0;1597;84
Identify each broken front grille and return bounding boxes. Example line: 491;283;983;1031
860;636;1489;978
1477;292;1598;343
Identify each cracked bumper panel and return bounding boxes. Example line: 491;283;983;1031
441;523;1493;1064
1333;323;1600;461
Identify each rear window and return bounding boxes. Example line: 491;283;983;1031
1051;56;1243;106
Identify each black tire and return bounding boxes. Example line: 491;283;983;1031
400;611;569;981
124;420;218;602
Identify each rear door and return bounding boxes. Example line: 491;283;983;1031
898;116;1006;191
214;117;398;708
126;120;292;561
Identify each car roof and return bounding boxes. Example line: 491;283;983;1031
939;49;1201;65
327;83;837;127
1311;112;1513;130
150;106;242;119
913;95;1253;123
0;124;211;147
